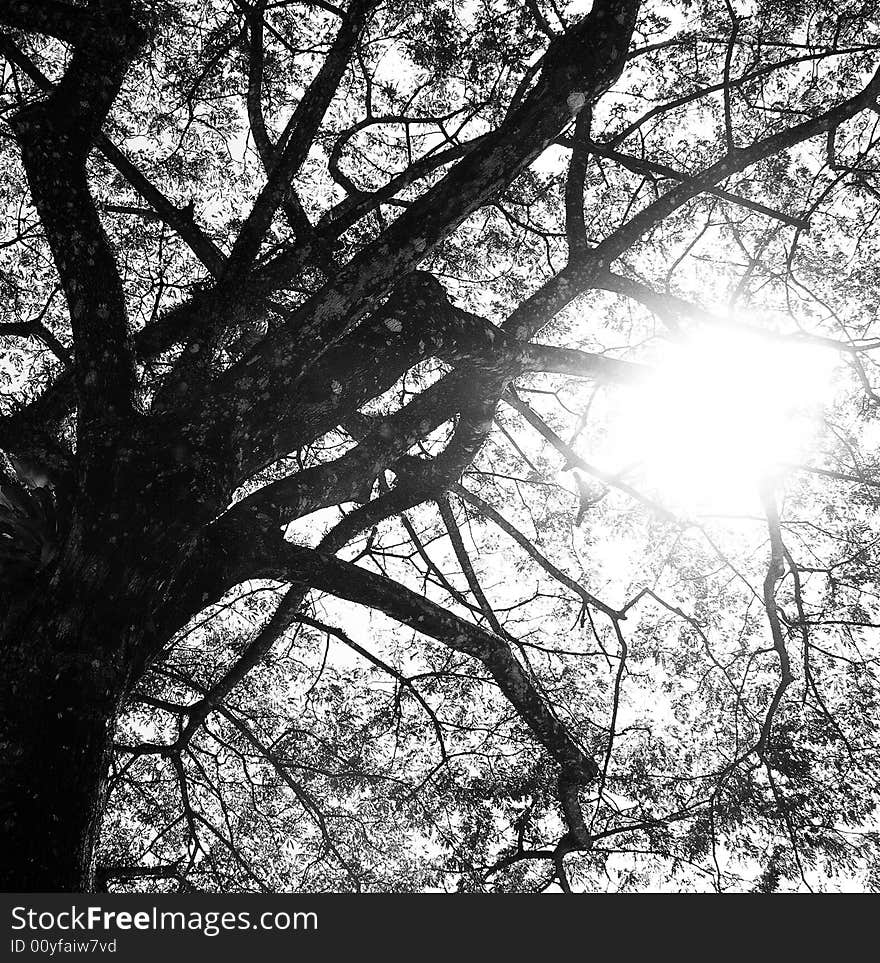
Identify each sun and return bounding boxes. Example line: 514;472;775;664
605;324;839;514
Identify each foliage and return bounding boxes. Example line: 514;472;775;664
1;0;880;892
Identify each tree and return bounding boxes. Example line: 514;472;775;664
1;0;879;893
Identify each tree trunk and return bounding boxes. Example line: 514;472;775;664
0;586;131;892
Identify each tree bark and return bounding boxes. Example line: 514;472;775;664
0;580;133;891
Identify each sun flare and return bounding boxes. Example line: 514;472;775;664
606;325;839;513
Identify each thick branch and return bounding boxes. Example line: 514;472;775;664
271;539;600;782
9;13;147;476
505;64;880;341
207;0;639;464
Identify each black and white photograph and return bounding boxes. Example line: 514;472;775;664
1;0;879;907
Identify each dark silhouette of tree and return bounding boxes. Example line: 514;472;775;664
1;0;879;892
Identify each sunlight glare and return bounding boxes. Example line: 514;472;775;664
608;325;838;513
